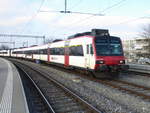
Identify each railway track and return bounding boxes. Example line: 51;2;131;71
11;58;150;101
45;61;150;100
47;62;150;100
73;70;150;101
97;79;150;100
16;64;54;113
13;60;102;113
126;71;150;78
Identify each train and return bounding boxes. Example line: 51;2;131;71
0;29;129;78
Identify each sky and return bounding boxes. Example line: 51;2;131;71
0;0;150;48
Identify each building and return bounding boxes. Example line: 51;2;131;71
122;38;150;63
122;39;136;62
134;38;150;58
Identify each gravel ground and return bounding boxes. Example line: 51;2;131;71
14;59;150;113
120;73;150;88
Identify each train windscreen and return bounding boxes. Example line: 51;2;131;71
95;36;123;56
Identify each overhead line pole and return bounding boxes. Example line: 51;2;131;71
0;42;15;48
65;0;67;13
0;34;45;44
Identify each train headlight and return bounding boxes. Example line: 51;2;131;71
119;60;125;64
96;60;104;64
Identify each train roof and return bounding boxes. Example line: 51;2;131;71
0;50;9;52
68;29;109;39
11;29;117;51
13;44;49;51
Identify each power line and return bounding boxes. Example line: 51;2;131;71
0;42;15;48
0;34;45;44
40;0;103;37
0;34;44;38
69;0;83;10
65;0;67;13
21;0;46;34
40;10;104;16
105;16;150;27
61;0;128;31
100;0;128;13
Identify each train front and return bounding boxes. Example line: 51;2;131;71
94;35;129;77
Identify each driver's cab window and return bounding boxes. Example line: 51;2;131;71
87;44;93;54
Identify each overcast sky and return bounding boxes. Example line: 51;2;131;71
0;0;150;48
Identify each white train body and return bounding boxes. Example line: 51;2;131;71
0;29;128;77
0;50;10;56
0;36;96;69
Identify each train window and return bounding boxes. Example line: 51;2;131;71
40;50;44;54
90;44;94;54
38;49;47;54
110;38;121;43
95;36;108;43
69;46;75;55
110;44;122;55
50;48;64;55
59;48;64;55
95;36;123;56
33;50;40;54
87;44;93;54
50;48;54;55
44;49;48;54
86;45;89;54
24;51;28;54
32;50;35;54
56;48;59;55
76;46;84;56
69;45;83;56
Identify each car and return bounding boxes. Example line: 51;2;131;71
138;57;150;65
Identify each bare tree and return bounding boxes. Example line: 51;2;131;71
0;44;9;50
45;38;63;44
140;24;150;38
140;24;150;58
45;38;54;44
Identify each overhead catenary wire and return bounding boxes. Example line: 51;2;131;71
57;0;129;34
69;0;83;10
22;0;129;41
21;0;46;34
100;0;128;13
104;15;150;27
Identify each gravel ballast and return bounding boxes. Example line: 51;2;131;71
13;59;150;113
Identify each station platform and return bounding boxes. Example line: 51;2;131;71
0;58;29;113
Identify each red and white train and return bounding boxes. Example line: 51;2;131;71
0;29;128;77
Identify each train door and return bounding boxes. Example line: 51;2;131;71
47;47;50;62
64;47;69;66
64;40;70;66
86;44;94;69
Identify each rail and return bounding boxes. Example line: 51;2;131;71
16;64;55;113
12;59;102;113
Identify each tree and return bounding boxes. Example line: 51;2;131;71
45;38;54;44
0;44;9;50
45;38;63;44
140;24;150;58
140;24;150;38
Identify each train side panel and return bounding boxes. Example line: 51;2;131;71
68;36;95;69
0;50;10;56
48;41;65;64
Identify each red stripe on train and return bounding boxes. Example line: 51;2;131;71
64;48;69;66
47;48;50;62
